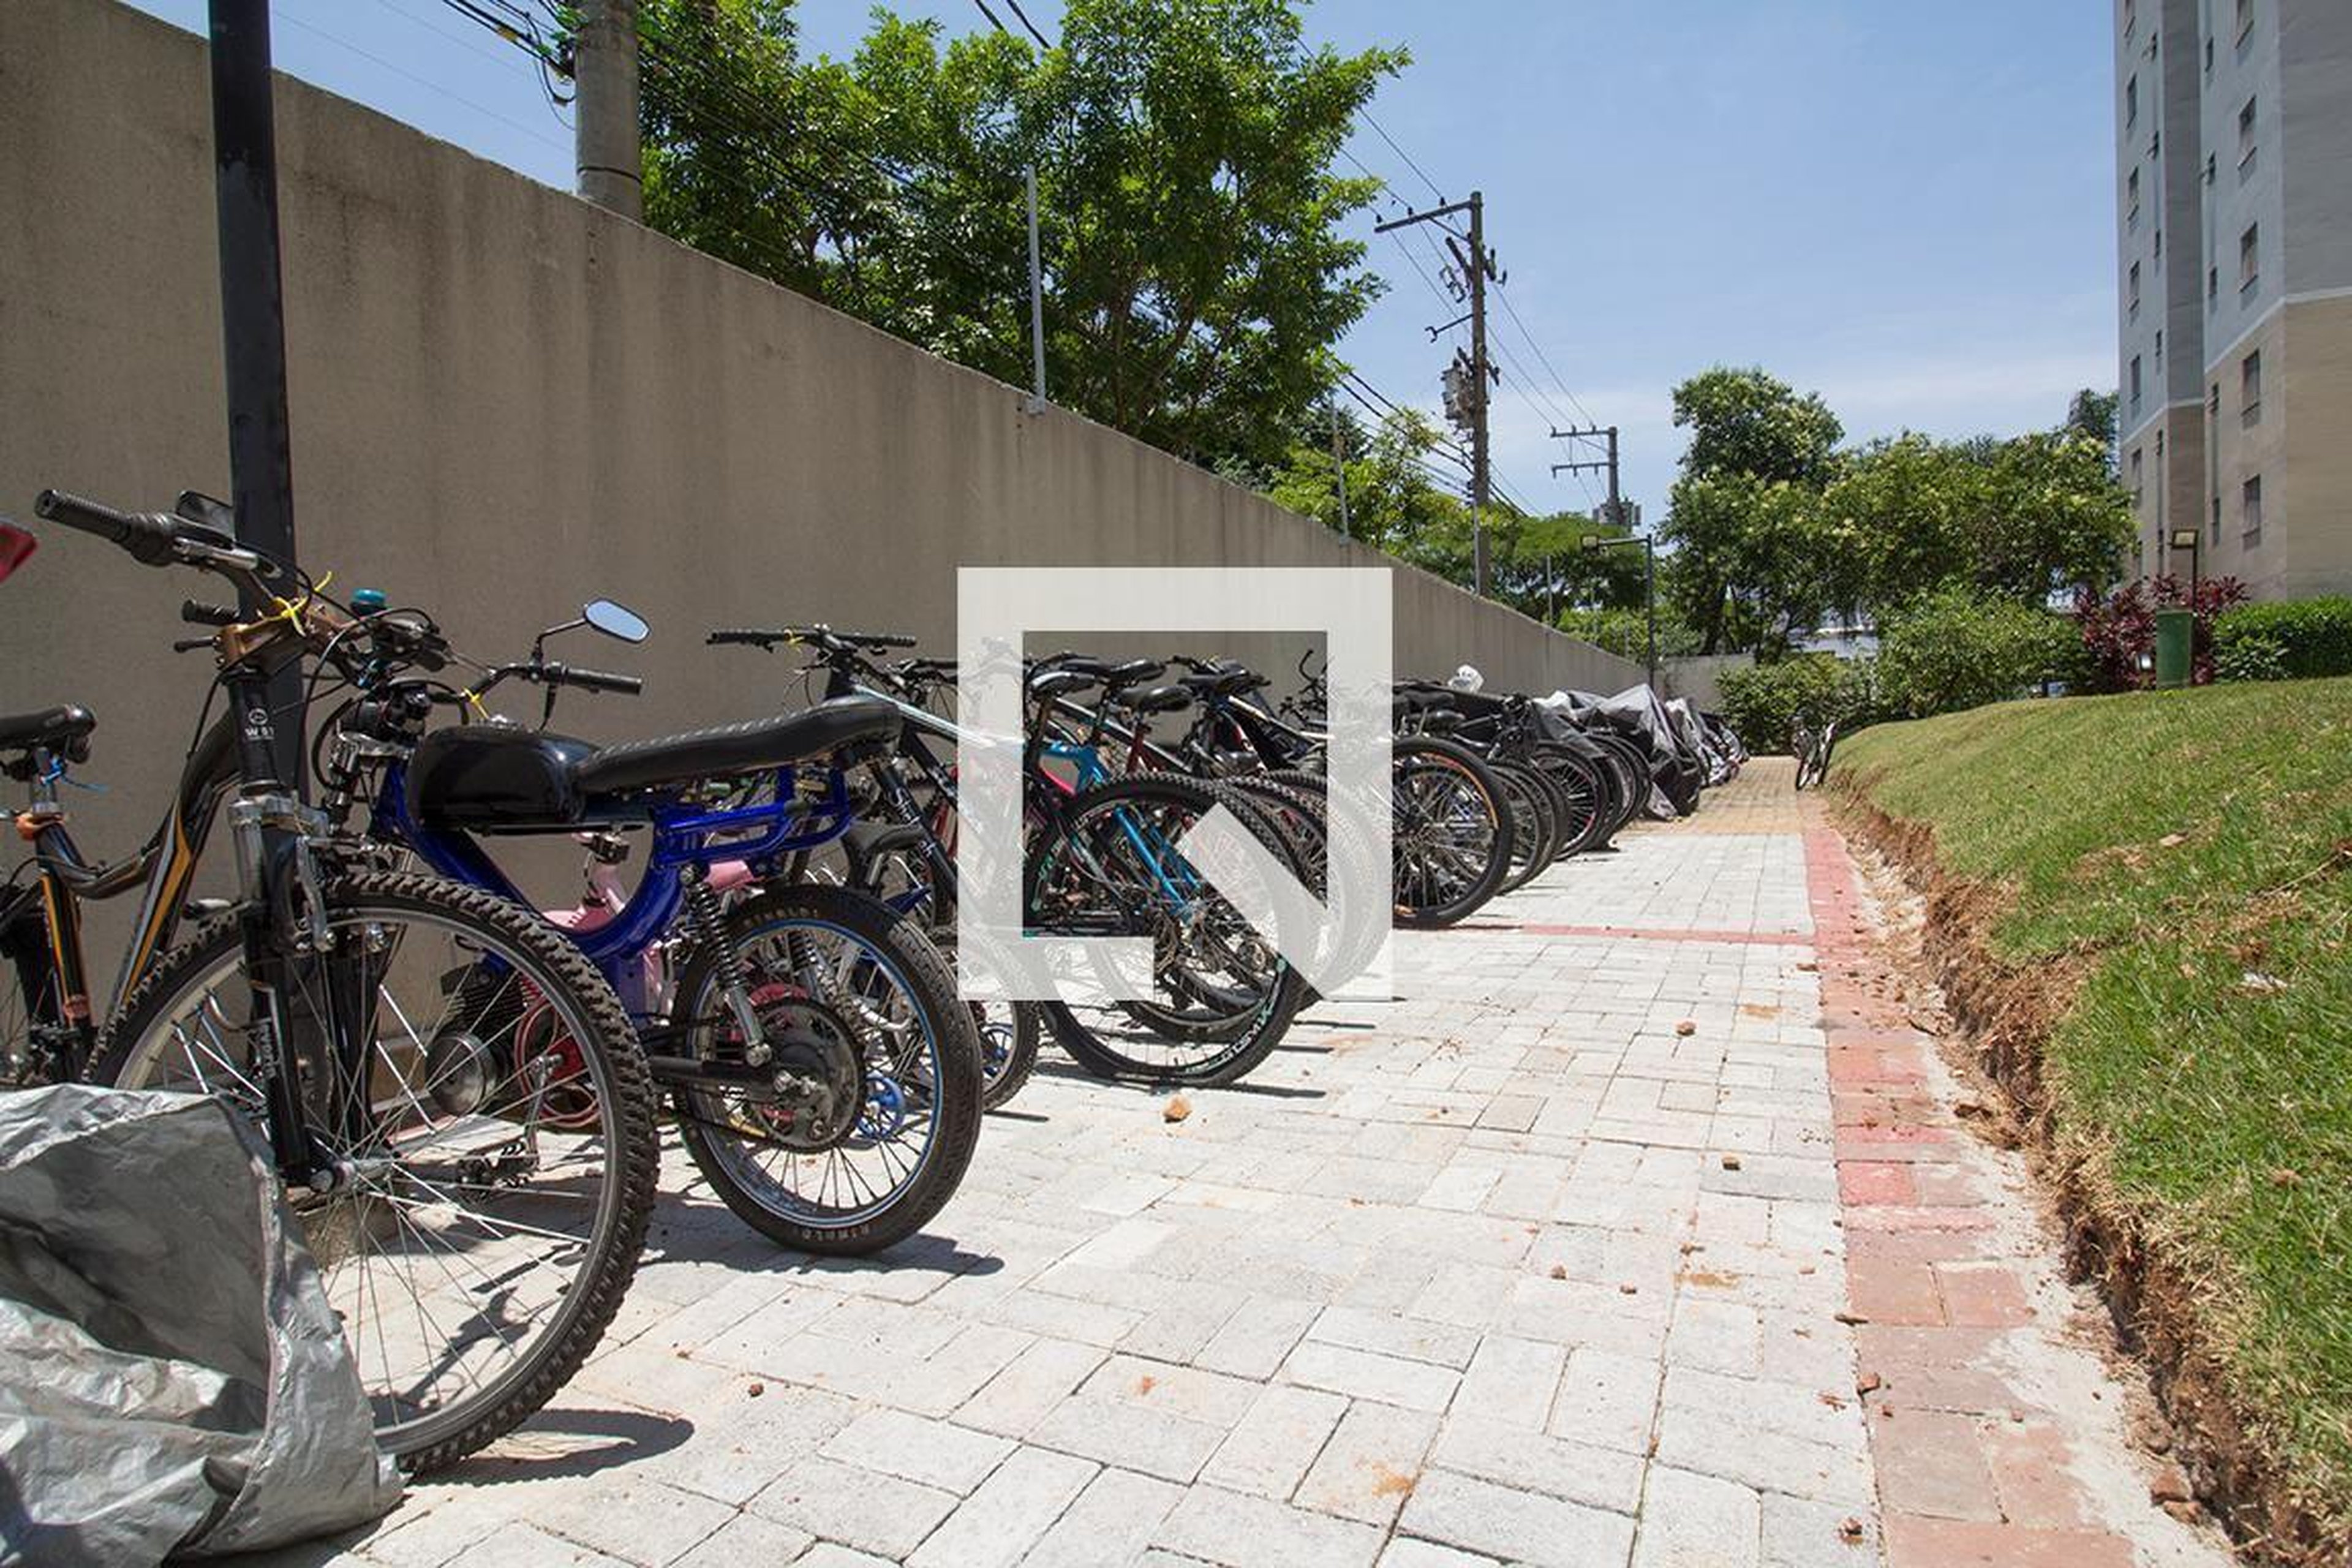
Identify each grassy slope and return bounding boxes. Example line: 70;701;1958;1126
1838;680;2352;1531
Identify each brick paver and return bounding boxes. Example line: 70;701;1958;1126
239;761;2230;1568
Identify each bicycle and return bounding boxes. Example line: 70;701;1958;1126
1793;715;1841;790
11;489;659;1472
304;607;984;1255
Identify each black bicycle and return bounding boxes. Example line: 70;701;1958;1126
1793;715;1841;790
6;490;659;1473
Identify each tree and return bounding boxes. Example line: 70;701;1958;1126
1659;368;1845;655
1265;405;1468;559
2066;387;2119;452
1822;428;2133;619
630;0;1406;475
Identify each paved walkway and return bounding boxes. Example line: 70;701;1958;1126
258;761;2229;1568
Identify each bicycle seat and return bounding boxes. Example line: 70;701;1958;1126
1115;684;1192;715
0;705;96;761
1178;668;1265;698
1104;658;1166;690
572;698;901;796
411;699;900;832
1028;668;1100;702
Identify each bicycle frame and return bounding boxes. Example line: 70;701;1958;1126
367;761;857;1022
4;710;241;1081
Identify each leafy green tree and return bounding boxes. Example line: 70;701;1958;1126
631;0;1404;475
1265;405;1468;558
1822;428;2132;617
1659;368;1845;655
2066;387;2119;451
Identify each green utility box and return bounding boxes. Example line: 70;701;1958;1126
2153;608;2195;689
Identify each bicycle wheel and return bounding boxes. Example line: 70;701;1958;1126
96;871;659;1474
669;884;984;1254
842;821;1041;1112
0;900;74;1088
1534;747;1610;856
1031;772;1308;1085
1392;738;1513;929
1491;763;1559;895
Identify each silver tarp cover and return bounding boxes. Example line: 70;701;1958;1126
0;1085;400;1564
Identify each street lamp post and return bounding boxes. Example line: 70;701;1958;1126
1583;532;1659;689
2168;527;2201;600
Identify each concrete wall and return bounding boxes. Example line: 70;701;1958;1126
0;0;1638;947
1658;655;1752;714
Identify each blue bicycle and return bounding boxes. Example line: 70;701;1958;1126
311;600;984;1255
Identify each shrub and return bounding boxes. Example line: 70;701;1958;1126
2214;633;2290;682
1717;654;1875;753
2073;575;2248;692
1874;587;2080;719
2212;597;2352;680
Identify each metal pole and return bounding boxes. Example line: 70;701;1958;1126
1466;190;1490;599
1643;537;1658;688
207;0;303;781
1605;426;1622;532
576;0;643;219
1025;165;1047;413
1331;398;1351;538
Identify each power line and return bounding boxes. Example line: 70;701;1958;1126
1356;109;1444;204
275;9;572;153
1492;282;1598;429
1001;0;1055;50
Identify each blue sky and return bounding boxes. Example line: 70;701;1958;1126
119;0;2117;517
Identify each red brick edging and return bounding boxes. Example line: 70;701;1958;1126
1805;823;2144;1567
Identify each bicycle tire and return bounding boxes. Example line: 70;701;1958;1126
95;871;659;1474
670;884;984;1253
1392;737;1513;929
1031;771;1308;1086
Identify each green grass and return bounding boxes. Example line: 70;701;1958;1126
1838;680;2352;1536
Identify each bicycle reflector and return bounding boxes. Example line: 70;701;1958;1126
0;522;36;587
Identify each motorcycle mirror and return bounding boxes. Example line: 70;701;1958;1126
582;599;649;644
0;522;35;586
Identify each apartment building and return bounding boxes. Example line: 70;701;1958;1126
2115;0;2352;598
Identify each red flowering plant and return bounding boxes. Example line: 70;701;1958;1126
2072;574;2248;691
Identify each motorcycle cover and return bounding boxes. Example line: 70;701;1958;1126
0;1085;401;1565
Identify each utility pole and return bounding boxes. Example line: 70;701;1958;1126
1379;190;1498;597
1464;192;1490;598
208;0;303;781
1331;398;1352;539
1550;424;1621;529
1564;423;1655;688
576;0;642;219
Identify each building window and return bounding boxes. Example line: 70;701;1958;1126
2209;265;2220;304
2131;448;2145;506
2156;329;2165;371
2126;75;2139;128
2243;350;2263;425
2155;227;2164;263
2130;356;2144;415
2239;97;2258;175
2237;0;2255;44
2243;475;2263;544
2212;496;2222;545
2129;262;2143;318
2127;168;2142;229
2125;0;2137;36
2241;224;2261;294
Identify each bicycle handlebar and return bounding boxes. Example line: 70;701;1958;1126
543;662;643;696
36;489;184;567
706;625;918;653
